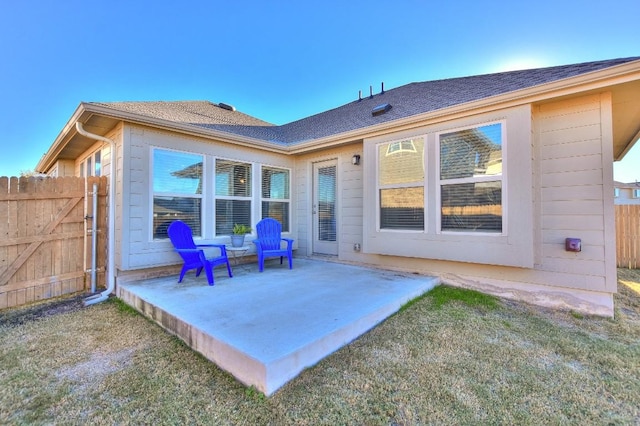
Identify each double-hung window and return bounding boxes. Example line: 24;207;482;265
215;159;252;235
152;149;203;239
438;122;503;233
261;166;290;232
377;137;425;230
366;107;532;267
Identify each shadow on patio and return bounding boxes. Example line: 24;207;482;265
117;258;438;395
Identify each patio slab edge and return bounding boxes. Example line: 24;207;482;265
116;260;439;395
264;276;438;394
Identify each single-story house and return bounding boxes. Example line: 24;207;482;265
37;57;640;316
614;181;640;205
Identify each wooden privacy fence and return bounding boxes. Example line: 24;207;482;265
616;204;640;268
0;176;108;309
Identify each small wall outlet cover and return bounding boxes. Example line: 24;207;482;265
565;238;581;252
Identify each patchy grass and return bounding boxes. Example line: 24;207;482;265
1;272;639;424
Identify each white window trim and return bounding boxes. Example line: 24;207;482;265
375;136;427;233
362;105;533;268
259;164;292;233
213;157;254;237
150;147;204;241
435;120;507;236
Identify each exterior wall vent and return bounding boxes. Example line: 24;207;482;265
372;103;392;116
218;102;236;112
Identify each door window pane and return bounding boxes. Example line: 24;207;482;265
317;166;336;241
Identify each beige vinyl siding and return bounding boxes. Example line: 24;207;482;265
49;159;75;177
294;157;310;254
294;143;362;258
339;151;364;260
332;94;615;315
120;124;294;270
362;105;534;268
536;94;610;289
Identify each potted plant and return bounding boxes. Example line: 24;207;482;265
231;223;252;247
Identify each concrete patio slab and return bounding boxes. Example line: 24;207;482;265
117;258;438;395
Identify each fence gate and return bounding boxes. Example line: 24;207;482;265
616;204;640;269
0;176;107;309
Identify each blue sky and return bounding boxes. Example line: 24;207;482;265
1;0;638;181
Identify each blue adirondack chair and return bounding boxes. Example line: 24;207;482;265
253;218;294;272
167;220;233;285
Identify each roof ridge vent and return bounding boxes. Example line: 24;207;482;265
218;102;236;111
372;103;392;116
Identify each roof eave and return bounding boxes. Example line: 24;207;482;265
36;103;90;173
37;58;640;169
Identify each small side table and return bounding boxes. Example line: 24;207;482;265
227;245;250;265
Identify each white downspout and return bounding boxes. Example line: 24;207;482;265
76;122;116;306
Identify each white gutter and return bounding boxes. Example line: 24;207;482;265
75;122;116;306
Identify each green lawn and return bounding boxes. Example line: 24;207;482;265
1;270;639;424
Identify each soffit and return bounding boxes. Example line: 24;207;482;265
611;80;640;160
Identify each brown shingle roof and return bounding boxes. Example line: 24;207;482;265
89;100;274;127
93;57;640;145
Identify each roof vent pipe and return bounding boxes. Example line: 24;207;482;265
381;82;385;94
358;90;362;101
369;86;373;99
